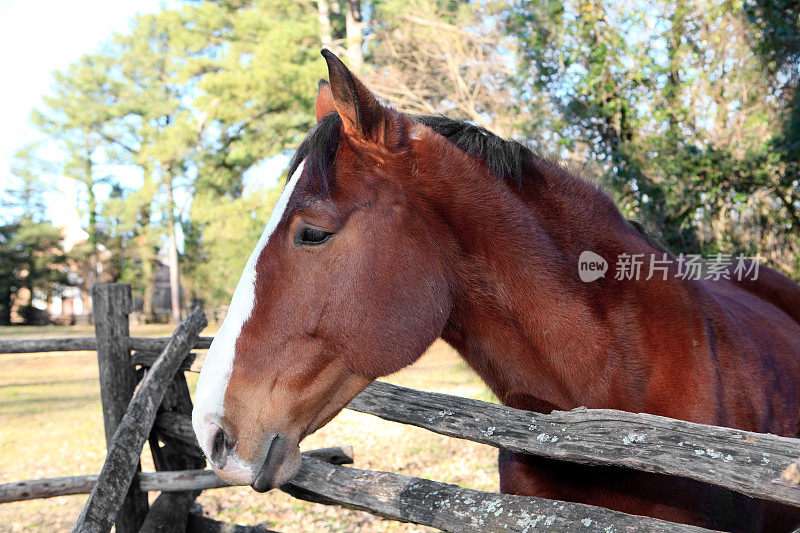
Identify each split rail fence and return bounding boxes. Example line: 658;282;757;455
1;283;800;532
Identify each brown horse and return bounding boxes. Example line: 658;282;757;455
192;50;800;531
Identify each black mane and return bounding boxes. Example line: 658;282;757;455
413;115;530;186
286;112;532;192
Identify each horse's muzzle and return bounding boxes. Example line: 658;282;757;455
251;431;287;492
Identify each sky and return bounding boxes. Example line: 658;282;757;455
0;0;287;249
0;0;170;242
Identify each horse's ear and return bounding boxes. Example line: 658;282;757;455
315;79;336;122
321;49;385;138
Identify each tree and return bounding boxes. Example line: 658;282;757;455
747;0;800;274
365;0;534;139
25;0;796;323
0;218;70;325
3;144;53;223
1;160;69;324
316;0;364;72
36;13;196;321
508;0;799;277
0;223;22;325
177;0;322;308
32;1;326;317
32;53;119;313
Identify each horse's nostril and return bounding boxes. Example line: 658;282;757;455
209;424;232;468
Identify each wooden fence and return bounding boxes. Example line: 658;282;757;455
2;283;800;532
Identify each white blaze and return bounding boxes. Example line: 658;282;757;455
192;162;305;456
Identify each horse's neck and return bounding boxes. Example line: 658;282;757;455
433;157;660;413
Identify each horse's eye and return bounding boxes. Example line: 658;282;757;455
295;226;333;246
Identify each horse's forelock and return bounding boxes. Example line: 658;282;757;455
287;113;342;196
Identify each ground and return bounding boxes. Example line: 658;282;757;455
0;323;498;532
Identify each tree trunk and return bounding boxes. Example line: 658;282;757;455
82;135;102;301
0;292;11;325
85;137;98;249
167;179;182;323
141;249;154;321
139;167;156;322
345;0;363;73
82;287;93;315
317;0;333;47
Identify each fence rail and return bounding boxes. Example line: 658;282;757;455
2;282;800;532
139;383;800;508
0;463;714;533
0;336;213;354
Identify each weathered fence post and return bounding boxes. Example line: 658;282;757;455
142;353;207;532
91;283;148;532
75;307;207;533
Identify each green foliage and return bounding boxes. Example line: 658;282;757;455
187;185;281;306
31;1;321;312
14;0;800;320
2;147;72;324
176;0;321;307
509;0;800;275
3;145;53;223
0;220;70;325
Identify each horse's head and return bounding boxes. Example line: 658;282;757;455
192;50;454;491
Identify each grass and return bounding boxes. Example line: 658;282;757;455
0;324;498;532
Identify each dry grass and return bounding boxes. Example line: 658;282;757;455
0;324;498;532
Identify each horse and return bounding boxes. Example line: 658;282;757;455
192;49;800;531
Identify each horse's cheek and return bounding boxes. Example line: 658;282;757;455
347;248;451;377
